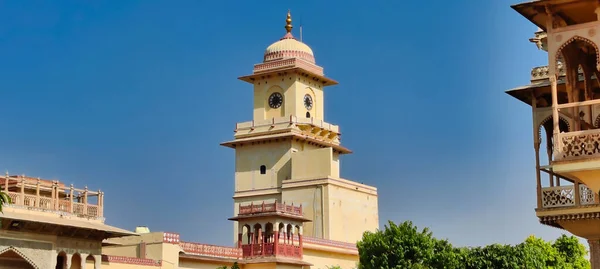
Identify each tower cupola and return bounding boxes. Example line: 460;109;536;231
263;11;315;64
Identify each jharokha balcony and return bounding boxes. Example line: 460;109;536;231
0;174;104;220
238;201;303;217
231;202;307;260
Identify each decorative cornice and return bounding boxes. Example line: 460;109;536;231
264;50;315;64
540;212;600;224
253;58;323;76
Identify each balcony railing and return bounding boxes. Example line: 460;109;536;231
550;99;600;161
241;243;301;259
0;175;104;219
541;184;597;209
238;201;303;217
235;116;340;135
557;129;600;160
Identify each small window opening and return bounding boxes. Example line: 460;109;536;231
306;112;311;118
260;165;267;174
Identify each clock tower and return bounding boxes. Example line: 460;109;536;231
222;11;379;246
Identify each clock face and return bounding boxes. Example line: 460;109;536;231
268;92;283;109
304;94;313;110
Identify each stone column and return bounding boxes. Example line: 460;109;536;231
49;252;57;269
65;254;72;269
94;255;102;269
80;254;87;269
589;239;600;269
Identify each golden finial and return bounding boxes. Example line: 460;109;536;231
285;10;293;33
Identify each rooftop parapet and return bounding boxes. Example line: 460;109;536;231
0;173;104;221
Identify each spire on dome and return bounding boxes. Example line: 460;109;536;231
285;10;293;33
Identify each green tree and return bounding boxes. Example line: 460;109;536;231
0;190;10;213
216;262;240;269
357;220;590;269
553;234;590;269
357;220;456;269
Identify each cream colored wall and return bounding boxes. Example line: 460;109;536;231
253;76;293;121
252;74;325;121
292;80;324;121
280;140;378;242
244;262;277;269
102;244;140;258
332;153;340;179
179;259;236;269
272;263;304;269
103;233;166;261
291;147;339;179
303;248;358;269
281;186;325;238
326;185;379;244
161;243;181;268
235;141;293;192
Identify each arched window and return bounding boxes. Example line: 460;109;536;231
260;165;267;175
306;112;311;118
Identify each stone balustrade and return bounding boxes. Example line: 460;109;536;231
0;174;103;219
235;116;340;134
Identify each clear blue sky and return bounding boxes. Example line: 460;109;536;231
0;0;565;247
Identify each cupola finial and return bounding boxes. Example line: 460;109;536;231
285;10;293;33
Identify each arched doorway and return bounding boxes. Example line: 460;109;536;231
85;255;96;268
0;248;36;269
55;251;67;269
70;253;82;269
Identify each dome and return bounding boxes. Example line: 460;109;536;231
263;11;315;64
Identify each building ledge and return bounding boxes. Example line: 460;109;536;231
0;208;136;238
282;176;378;195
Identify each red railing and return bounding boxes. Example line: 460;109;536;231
180;242;242;258
241;243;300;259
277;244;301;257
238;201;302;216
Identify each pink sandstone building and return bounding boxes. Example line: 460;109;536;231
0;11;379;269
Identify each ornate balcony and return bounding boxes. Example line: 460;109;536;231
238;201;303;217
556;129;600;161
0;174;104;220
239;227;303;260
540;184;597;209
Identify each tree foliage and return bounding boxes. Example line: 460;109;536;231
0;190;10;213
357;220;590;269
216;262;240;269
